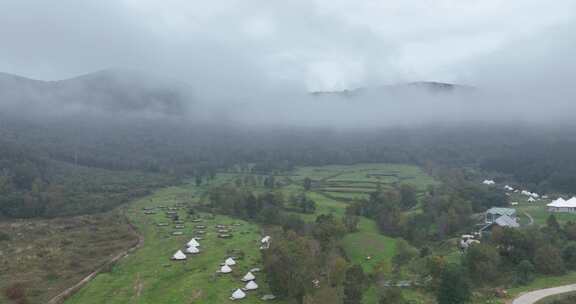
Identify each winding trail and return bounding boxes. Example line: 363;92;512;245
523;211;535;226
511;284;576;304
47;210;144;304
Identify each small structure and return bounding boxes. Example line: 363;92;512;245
220;265;233;273
242;272;255;282
230;289;246;300
480;214;520;234
172;250;187;260
185;246;200;254
485;207;517;224
172;231;184;236
260;236;271;250
527;197;536;203
504;185;514;191
187;238;200;247
482;179;496;185
225;257;236;266
244;280;258;291
547;197;576;213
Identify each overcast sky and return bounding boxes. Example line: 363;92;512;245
1;0;575;94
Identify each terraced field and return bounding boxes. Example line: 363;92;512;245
292;163;437;201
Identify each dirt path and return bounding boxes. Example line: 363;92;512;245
47;210;144;304
523;211;535;226
511;284;576;304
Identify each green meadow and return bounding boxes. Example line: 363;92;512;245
67;185;288;304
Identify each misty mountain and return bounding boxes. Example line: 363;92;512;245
309;81;473;98
0;69;193;117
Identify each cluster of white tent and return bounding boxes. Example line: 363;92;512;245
171;238;202;260
521;190;540;199
504;185;515;191
482;179;496;185
230;270;260;300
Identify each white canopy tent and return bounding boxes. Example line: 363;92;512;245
231;289;246;300
172;250;187;260
225;257;236;266
185;246;200;254
242;272;255;282
245;280;258;290
220;265;232;273
482;180;495;185
548;197;576;213
187;238;200;247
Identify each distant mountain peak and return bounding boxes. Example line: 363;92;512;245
309;81;474;97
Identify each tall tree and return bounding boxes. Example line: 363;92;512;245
436;264;471;304
343;265;365;304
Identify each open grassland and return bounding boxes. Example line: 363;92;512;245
341;218;397;274
0;212;137;304
66;185;289;304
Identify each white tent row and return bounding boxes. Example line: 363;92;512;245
521;190;539;198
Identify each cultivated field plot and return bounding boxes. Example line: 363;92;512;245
66;185;287;304
292;163;437;201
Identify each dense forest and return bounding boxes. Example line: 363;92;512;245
4;109;576;220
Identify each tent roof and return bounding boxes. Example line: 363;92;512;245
187;239;200;247
245;280;258;290
242;272;255;282
186;246;200;254
225;257;236;266
548;197;576;208
221;265;232;273
232;289;246;299
173;250;187;260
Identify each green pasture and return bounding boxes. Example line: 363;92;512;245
67;185;287;304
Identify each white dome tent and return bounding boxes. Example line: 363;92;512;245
185;246;200;254
230;288;246;300
225;257;236;266
172;250;187;260
245;280;258;290
220;265;232;273
242;272;255;282
187;238;200;247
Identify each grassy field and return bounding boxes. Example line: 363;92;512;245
0;212;137;304
61;163;436;304
66;185;290;304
